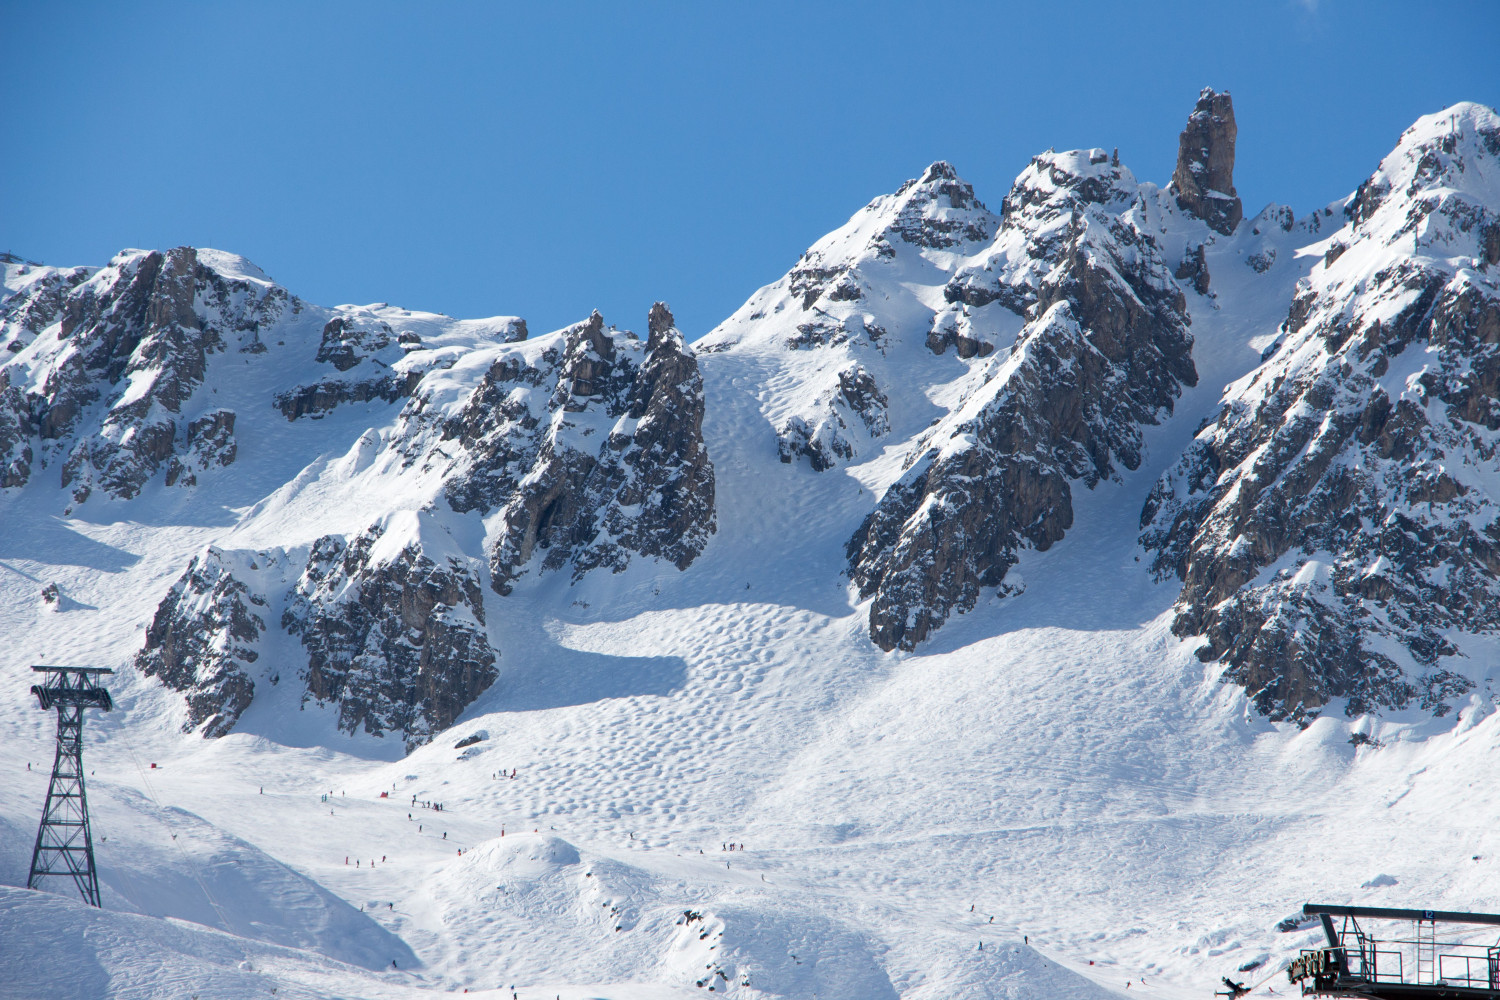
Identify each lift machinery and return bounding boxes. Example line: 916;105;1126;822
1287;903;1500;1000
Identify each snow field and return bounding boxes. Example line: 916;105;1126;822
4;108;1500;998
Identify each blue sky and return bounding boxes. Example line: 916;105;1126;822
3;1;1497;338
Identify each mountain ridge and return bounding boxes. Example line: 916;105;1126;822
3;91;1499;1000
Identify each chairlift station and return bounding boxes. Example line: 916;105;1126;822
1286;904;1500;1000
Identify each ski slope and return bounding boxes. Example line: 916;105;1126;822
3;125;1499;999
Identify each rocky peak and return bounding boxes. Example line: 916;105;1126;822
929;148;1145;359
881;160;996;251
1343;101;1500;232
560;310;621;410
0;246;299;500
893;160;983;212
596;303;716;573
486;304;714;591
851;176;1196;650
1170;88;1242;235
1002;148;1141;224
1142;100;1500;725
646;301;676;350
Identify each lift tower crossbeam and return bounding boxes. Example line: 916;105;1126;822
27;666;113;907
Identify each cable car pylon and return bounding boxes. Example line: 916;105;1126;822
27;666;114;907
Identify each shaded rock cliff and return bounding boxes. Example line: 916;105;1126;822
283;511;498;751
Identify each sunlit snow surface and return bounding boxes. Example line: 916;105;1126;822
2;113;1499;999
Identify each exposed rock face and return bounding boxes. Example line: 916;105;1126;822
850;149;1197;650
432;348;559;515
925;148;1139;361
111;286;707;751
1142;103;1500;723
0;264;92;354
777;364;889;471
477;305;717;593
164;409;237;487
274;372;421;420
0;370;35;487
316;316;396;371
135;547;270;738
0;247;294;499
283;512;497;751
275;312;525;422
1171;88;1243;235
1175;244;1211;295
883;161;997;250
700;161;999;473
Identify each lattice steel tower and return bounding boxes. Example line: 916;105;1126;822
28;666;113;907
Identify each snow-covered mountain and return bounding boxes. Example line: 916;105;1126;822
3;90;1499;1000
1142;101;1500;723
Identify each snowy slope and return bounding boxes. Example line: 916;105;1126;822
2;93;1499;1000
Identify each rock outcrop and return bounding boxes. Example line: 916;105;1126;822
0;263;92;355
272;309;526;422
136;547;273;738
1142;103;1500;723
1170;88;1243;236
700;161;999;472
423;305;715;594
482;305;716;592
283;511;497;751
850;148;1197;650
0;247;294;499
0;370;35;487
776;363;889;471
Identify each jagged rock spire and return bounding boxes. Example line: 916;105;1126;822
1171;88;1242;235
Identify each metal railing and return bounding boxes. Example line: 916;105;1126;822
1298;939;1500;990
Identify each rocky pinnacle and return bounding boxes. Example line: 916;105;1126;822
1171;88;1243;235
